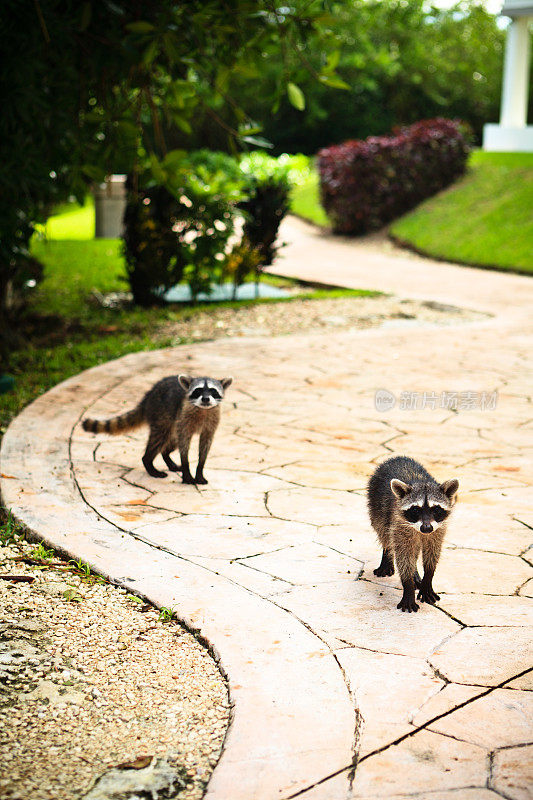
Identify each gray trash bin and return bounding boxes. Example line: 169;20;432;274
94;175;127;238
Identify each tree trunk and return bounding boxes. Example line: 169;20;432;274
0;279;18;367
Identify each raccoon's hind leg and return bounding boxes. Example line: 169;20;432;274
374;549;394;577
162;447;181;472
373;523;394;577
142;425;170;478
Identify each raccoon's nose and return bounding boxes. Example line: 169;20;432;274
201;396;210;405
421;523;433;534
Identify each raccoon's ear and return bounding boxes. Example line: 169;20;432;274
220;377;233;390
390;479;411;499
178;374;193;390
441;479;459;501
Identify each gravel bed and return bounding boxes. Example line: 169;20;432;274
159;294;485;344
0;536;229;800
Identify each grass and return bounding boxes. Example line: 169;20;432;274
36;196;95;240
391;151;533;273
158;606;178;622
290;167;330;227
0;511;22;545
31;238;125;316
1;202;375;434
31;543;55;561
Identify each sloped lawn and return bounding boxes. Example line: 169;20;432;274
390;151;533;273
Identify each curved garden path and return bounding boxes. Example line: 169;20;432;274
2;216;532;799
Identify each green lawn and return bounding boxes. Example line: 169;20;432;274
390;152;533;273
31;238;125;316
36;196;95;240
290;168;330;227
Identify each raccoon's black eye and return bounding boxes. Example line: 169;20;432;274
190;388;203;400
209;388;221;400
431;506;448;522
403;507;421;523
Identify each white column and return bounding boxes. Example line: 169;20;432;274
94;175;127;238
500;16;531;128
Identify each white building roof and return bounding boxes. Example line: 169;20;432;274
501;1;533;16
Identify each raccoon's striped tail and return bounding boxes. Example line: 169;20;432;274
82;405;145;435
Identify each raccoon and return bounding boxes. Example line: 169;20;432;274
367;456;459;613
82;375;232;484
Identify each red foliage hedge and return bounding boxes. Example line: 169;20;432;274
317;118;470;235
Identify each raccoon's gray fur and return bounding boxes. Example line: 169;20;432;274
82;375;232;484
367;456;459;613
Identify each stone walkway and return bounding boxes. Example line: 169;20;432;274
2;217;532;799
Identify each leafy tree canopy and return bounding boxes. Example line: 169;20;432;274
228;0;517;154
0;0;342;346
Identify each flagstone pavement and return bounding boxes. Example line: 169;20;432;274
2;216;532;799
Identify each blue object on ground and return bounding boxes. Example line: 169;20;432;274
0;375;15;394
163;282;291;303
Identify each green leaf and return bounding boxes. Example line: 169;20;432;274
116;120;139;138
326;50;340;72
149;154;166;184
79;2;92;32
126;21;155;34
63;588;83;602
83;110;104;123
162;149;187;170
241;135;274;149
81;164;106;182
142;40;159;66
172;115;193;135
238;123;263;136
319;74;351;90
163;32;181;64
287;82;305;111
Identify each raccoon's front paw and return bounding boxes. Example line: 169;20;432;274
143;457;167;478
374;564;394;577
418;585;440;604
195;475;208;485
147;468;167;478
181;473;196;485
397;594;419;613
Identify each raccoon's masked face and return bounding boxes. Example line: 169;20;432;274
178;375;233;409
391;478;459;534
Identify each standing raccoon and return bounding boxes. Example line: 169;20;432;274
367;456;459;613
82;375;232;484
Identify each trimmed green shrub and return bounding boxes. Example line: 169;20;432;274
239;152;292;284
123;160;238;305
123;150;297;304
240;177;290;269
318;118;470;235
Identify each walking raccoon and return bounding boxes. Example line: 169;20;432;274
82;375;232;484
367;456;459;612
